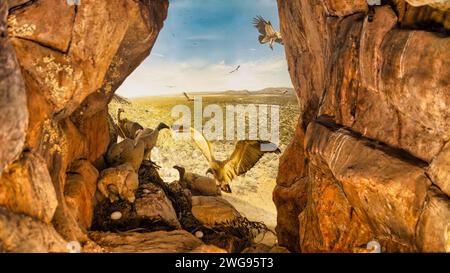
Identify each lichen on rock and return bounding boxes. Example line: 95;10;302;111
7;15;35;37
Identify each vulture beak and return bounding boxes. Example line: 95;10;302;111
206;168;213;175
157;122;170;131
221;184;232;193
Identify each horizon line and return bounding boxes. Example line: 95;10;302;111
118;86;295;99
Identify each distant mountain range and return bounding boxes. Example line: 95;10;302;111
185;87;296;96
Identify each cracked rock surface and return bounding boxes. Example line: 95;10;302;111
0;0;168;250
275;0;450;252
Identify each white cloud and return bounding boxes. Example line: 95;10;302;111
117;57;293;97
151;53;165;58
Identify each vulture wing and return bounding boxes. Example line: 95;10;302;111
253;16;268;36
224;140;280;177
264;21;276;36
188;127;215;163
106;140;131;166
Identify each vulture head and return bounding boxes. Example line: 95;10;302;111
157;122;170;131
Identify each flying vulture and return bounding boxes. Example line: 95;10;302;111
106;138;145;172
184;127;281;193
107;122;169;170
253;16;283;50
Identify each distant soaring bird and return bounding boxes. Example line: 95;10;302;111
183;127;281;193
253;16;283;50
229;65;241;74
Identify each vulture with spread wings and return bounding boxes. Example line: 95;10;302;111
253;16;283;50
184;127;281;193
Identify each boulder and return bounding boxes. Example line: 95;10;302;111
416;187;450;252
1;0;168;245
9;0;147;115
135;183;181;228
242;243;271;253
0;0;28;175
89;230;223;253
75;109;111;163
300;122;448;252
189;244;227;253
406;0;450;10
400;3;450;31
242;244;291;253
428;142;450;197
0;206;67;253
0;152;57;223
276;0;450;252
273;178;308;252
273;123;308;252
191;196;241;227
64;159;99;229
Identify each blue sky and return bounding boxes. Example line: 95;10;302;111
117;0;292;97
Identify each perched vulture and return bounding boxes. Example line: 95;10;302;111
117;108;144;139
184;127;281;193
106;138;145;172
252;16;283;50
173;166;221;196
106;122;169;171
97;163;139;203
134;122;170;159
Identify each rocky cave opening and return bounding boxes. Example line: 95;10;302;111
0;0;449;253
101;0;297;250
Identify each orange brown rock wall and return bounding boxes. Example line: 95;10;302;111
0;0;168;251
276;0;450;252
